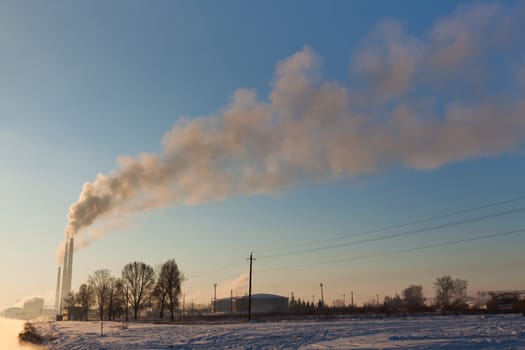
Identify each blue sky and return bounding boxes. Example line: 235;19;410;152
1;0;524;309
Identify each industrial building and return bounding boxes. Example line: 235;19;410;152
215;293;289;314
215;297;234;314
0;298;45;320
477;290;525;311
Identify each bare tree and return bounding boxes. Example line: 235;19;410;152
76;283;93;321
159;259;183;321
111;278;126;321
153;267;169;320
105;278;127;321
62;292;76;308
402;285;425;311
107;277;116;321
383;294;403;313
122;261;156;320
434;275;455;309
120;280;130;321
88;269;112;321
434;275;468;310
453;278;468;307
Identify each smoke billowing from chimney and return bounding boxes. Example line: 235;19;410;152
62;2;525;251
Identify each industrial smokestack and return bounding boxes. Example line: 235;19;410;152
60;240;69;292
59;238;74;311
65;238;74;295
58;241;68;312
54;266;61;314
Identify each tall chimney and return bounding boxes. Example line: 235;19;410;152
54;266;62;314
65;238;74;296
59;239;70;311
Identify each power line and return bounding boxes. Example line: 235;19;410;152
256;195;525;255
258;206;525;259
257;227;525;273
183;196;525;282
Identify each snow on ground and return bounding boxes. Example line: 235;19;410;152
34;314;525;349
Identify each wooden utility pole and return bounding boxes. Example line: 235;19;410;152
247;252;255;321
213;283;217;314
320;283;324;308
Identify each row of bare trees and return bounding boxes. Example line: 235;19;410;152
65;259;183;321
362;275;468;313
363;284;428;313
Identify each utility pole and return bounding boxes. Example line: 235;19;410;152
320;283;324;308
230;289;233;314
182;294;185;317
214;283;217;314
343;294;346;307
376;294;380;305
351;291;354;307
247;252;255;321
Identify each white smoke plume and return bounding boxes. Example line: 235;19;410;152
182;272;249;303
61;2;525;252
218;273;250;297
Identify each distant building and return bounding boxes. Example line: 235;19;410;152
61;306;83;321
235;294;289;314
215;297;234;314
477;290;525;311
214;293;289;314
1;307;25;319
0;297;45;320
23;298;44;316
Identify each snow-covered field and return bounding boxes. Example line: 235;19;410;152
34;314;525;349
